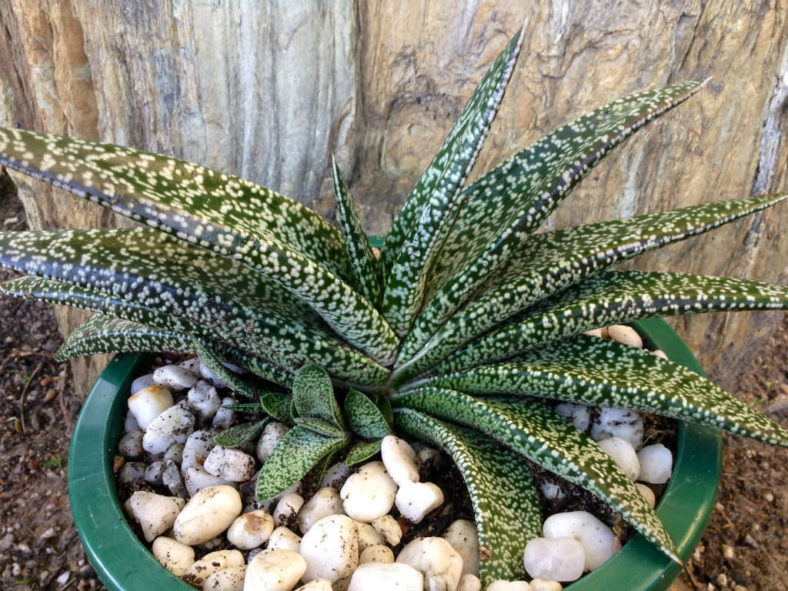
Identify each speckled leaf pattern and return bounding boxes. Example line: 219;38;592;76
193;339;275;398
394;408;542;583
345;440;383;466
222;402;263;414
255;424;348;502
345;389;392;439
430;270;788;378
413;335;788;446
393;389;679;562
423;81;707;315
333;159;382;306
292;365;344;429
214;420;267;448
381;27;525;335
295;417;347;439
399;193;787;366
260;392;292;424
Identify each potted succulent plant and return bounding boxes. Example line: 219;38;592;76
0;25;786;590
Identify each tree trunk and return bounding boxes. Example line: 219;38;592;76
1;1;786;395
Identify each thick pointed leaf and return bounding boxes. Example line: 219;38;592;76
222;402;263;414
255;425;348;501
411;335;788;446
394;408;542;584
345;440;382;466
399;194;787;365
333;159;382;306
345;389;392;439
0;128;398;364
427;271;788;378
193;339;272;398
294;417;347;439
292;365;344;429
422;80;708;324
381;27;525;335
214;420;268;448
393;388;679;562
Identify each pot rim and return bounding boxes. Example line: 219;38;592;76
67;317;721;590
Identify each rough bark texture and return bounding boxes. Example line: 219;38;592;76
0;1;786;395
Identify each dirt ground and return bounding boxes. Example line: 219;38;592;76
0;180;785;590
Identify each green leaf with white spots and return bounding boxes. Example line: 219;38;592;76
222;402;263;414
345;440;382;466
399;193;788;366
214;420;268;448
260;392;292;424
193;339;269;399
294;417;347;439
422;80;709;319
412;335;788;447
255;425;348;501
333;159;382;306
292;365;344;429
429;270;788;378
393;388;679;563
394;408;542;584
381;27;525;335
345;389;392;439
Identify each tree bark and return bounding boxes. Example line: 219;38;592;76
1;1;786;395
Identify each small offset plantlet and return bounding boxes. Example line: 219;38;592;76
1;25;787;585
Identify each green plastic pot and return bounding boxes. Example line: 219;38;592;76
68;318;721;590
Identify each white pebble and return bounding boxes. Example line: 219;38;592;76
319;462;352;490
124;411;139;433
128;385;174;431
360;544;395;564
530;580;562;591
443;519;479;576
347;563;423;591
636;483;656;508
598;437;640;480
591;407;644;448
227;510;274;550
143;405;195;455
297;487;344;534
340;462;397;522
118;429;144;458
183;465;234;496
213;397;235;430
487;582;532;591
543;511;621;571
380;435;420;486
396;537;463;591
126;491;185;542
244;549;306;591
184;550;244;588
174;485;242;545
151;536;194;576
540;482;565;500
458;573;482;591
371;514;402;546
295;580;333;591
130;373;157;395
274;493;305;527
607;325;643;348
356;521;385;551
256;422;290;463
651;349;668;360
266;526;302;553
637;443;673;484
187;380;221;421
395;481;444;524
203;446;257;482
118;462;146;485
154;364;199;391
182;429;218;470
203;566;246;591
300;514;359;585
582;328;605;339
165;442;184;464
523;537;585;582
554;403;590;432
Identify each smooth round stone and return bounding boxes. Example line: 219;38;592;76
523;537;585;582
458;574;482;591
130;373;157;395
174;485;242;545
203;565;246;591
212;397;235;430
126;491;185;542
487;581;532;591
256;422;290;463
554;403;591;432
340;461;397;522
165;442;184;464
543;511;621;571
530;580;563;591
151;536;194;576
184;550;245;588
540;482;565;500
187;380;221;421
143;405;195;455
395;481;444;524
128;385;174;431
118;461;146;485
597;436;640;480
396;537;463;591
443;519;479;576
347;563;423;591
182;429;218;470
153;364;199;391
637;443;673;484
591;407;644;448
297;487;344;534
273;492;305;527
380;435;420;486
183;465;234;497
355;521;385;551
300;514;359;585
244;549;306;591
144;460;166;486
319;461;352;490
203;446;257;482
371;514;402;546
295;580;333;590
179;356;202;373
118;429;144;458
124;411;139;433
360;544;395;564
226;510;274;550
636;483;657;508
266;526;302;553
607;324;643;348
